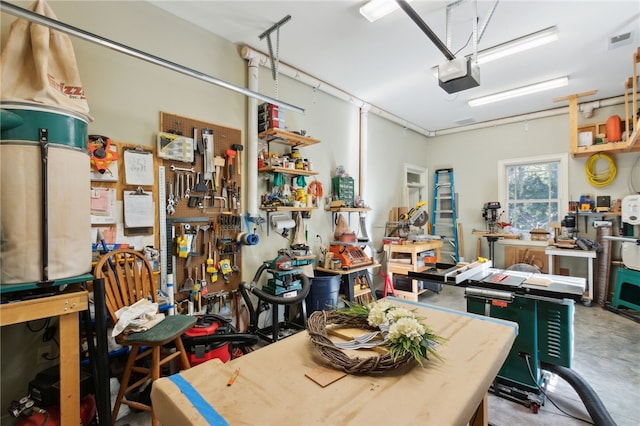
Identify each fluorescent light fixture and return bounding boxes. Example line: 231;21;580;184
474;26;559;65
468;76;569;107
430;26;559;77
360;0;414;23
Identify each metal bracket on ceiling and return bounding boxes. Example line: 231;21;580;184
396;0;499;62
258;15;292;82
445;0;478;60
446;0;499;59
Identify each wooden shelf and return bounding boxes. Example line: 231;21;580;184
353;285;372;298
259;166;319;176
258;128;320;147
570;139;640;158
562;48;639;157
258;129;320;224
325;207;371;212
394;288;429;302
389;263;430;275
260;205;318;212
384;241;443;254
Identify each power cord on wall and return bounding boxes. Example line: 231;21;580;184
585;153;616;188
27;318;60;361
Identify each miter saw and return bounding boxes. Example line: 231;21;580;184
387;201;429;238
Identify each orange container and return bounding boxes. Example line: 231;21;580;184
606;115;622;142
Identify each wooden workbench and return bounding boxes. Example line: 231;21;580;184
384;240;444;301
0;285;89;425
151;297;517;425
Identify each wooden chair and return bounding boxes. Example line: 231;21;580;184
94;248;196;426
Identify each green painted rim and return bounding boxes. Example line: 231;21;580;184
1;103;88;151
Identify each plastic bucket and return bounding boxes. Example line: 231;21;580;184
1;102;90;285
306;271;341;314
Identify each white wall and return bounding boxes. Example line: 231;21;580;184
425;105;639;270
1;0;638;416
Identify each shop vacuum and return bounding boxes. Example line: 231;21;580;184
181;314;258;366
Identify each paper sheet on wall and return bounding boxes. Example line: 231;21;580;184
90;187;116;224
123;191;154;228
124;150;154;186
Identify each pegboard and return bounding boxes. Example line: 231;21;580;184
160;112;244;300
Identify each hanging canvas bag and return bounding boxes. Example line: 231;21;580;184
0;0;93;121
1;0;92;285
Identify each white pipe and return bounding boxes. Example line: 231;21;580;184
435;95;629;136
247;55;260;217
436;107;569;135
239;47;631;139
240;46;436;137
360;105;370;202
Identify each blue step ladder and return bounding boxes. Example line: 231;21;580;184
431;168;460;263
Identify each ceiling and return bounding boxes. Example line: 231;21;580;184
147;1;639;133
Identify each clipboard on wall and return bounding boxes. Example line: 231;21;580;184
123;187;154;230
124;146;154;186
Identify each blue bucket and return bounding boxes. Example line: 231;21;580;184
306;271;341;314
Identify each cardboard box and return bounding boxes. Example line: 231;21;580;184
578;131;593;146
151;299;516;426
389;207;399;222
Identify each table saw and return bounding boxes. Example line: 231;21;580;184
409;261;585;412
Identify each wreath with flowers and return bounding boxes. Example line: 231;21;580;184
307;301;445;374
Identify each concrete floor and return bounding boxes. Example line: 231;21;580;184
115;284;640;426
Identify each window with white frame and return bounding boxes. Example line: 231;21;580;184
498;153;568;236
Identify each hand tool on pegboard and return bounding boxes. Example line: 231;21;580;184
232;144;244;176
225;149;236;178
214;156;225;191
203;129;214;181
195;172;208;192
193;127;204;163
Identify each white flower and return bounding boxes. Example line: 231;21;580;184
385;308;415;323
367;301;394;327
368;307;387;327
388;317;426;344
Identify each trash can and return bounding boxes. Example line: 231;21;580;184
306;271;341;314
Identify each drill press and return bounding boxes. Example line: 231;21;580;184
482;201;501;233
480;201;503;261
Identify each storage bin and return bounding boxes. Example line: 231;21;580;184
306;271;341;314
331;176;354;206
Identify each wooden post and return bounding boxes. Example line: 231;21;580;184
553;90;598;153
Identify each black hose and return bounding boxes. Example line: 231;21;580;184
239;282;258;333
239;262;312;336
243;273;310;305
541;362;617;426
252;262;269;283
